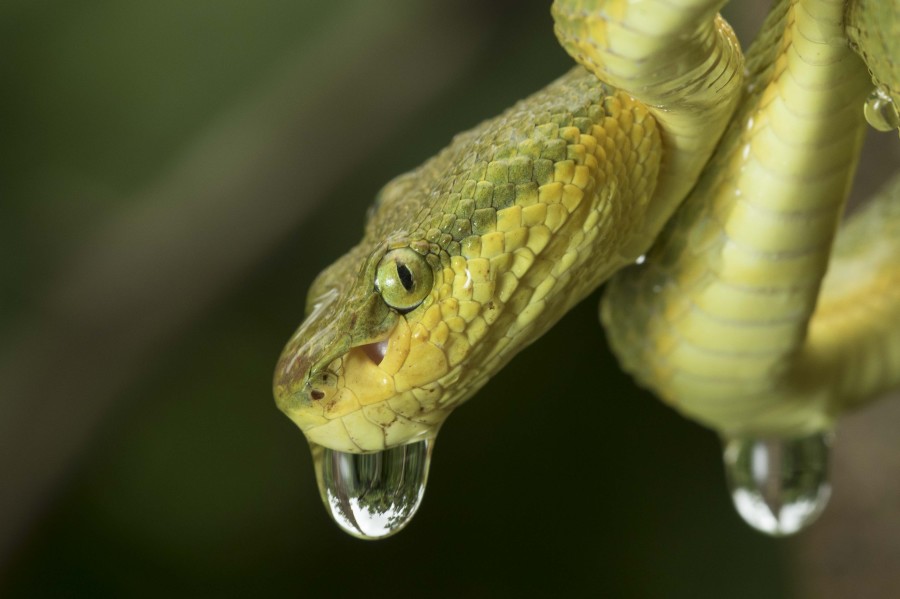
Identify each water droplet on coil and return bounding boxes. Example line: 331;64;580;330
723;432;832;537
864;88;900;132
311;439;432;539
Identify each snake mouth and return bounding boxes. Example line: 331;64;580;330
359;339;389;366
302;322;404;404
347;318;411;377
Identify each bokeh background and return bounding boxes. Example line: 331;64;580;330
2;1;899;597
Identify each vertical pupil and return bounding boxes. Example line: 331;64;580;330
397;263;414;291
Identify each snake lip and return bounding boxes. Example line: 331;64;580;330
359;340;389;366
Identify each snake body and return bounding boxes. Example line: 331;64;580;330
275;0;900;453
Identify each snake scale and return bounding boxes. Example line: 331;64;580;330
274;0;900;457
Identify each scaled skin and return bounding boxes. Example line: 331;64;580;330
274;73;663;452
602;0;900;438
275;0;900;452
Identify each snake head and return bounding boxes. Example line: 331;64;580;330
274;233;459;453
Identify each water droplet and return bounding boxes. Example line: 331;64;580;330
723;432;832;536
311;438;432;539
864;88;900;132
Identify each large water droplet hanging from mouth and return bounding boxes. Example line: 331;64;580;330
311;439;432;539
723;432;832;536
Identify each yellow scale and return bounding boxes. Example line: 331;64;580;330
274;0;900;539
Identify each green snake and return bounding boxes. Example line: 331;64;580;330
273;0;900;455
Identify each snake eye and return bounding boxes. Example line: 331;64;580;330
375;248;433;312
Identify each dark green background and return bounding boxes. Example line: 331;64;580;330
3;1;898;597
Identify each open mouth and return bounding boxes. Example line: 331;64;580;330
345;318;410;378
359;339;389;366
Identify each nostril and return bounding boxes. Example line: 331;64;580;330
307;370;337;402
360;340;389;366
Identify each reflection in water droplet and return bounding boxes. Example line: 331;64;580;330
722;432;832;537
864;88;900;132
311;439;432;540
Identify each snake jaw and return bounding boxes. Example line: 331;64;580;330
289;314;448;453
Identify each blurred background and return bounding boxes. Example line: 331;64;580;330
2;0;899;597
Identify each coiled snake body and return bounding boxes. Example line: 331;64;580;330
274;0;900;455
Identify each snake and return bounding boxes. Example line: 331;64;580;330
273;0;900;456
